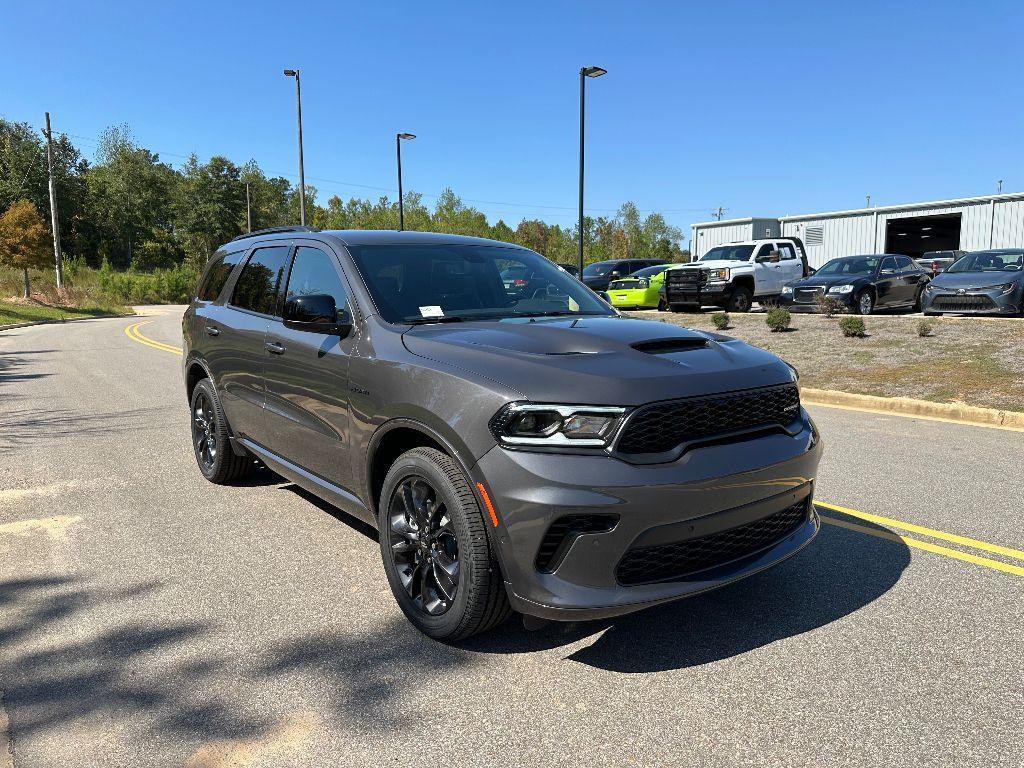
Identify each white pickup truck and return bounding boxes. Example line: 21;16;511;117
662;238;811;312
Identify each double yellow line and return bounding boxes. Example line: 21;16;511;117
122;318;1022;579
125;320;182;356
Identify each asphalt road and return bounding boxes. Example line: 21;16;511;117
2;307;1021;768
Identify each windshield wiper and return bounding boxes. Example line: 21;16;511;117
512;311;609;319
404;316;468;325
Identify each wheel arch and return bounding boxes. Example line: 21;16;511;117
185;355;214;404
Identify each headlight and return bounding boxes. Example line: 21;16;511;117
828;284;855;294
992;282;1017;294
490;403;626;448
707;268;729;282
781;286;794;296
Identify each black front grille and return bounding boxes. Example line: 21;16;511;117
616;384;801;455
931;294;998;312
615;501;808;585
535;515;618;572
794;286;824;304
668;269;705;286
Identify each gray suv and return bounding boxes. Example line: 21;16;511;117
183;227;823;640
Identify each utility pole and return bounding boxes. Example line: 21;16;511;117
44;112;64;289
713;206;726;221
283;69;306;225
578;65;607;276
245;181;252;233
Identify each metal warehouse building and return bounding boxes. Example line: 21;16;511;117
691;192;1024;268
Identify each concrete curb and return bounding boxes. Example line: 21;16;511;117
802;387;1024;431
0;312;134;332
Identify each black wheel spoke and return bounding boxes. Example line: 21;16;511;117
387;475;460;618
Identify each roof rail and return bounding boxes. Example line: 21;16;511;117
230;225;319;242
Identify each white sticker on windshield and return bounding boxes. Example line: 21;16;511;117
568;297;579;311
419;306;444;318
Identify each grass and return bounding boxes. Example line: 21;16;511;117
0;299;129;326
627;309;1024;412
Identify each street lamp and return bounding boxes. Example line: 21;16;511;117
283;68;306;225
578;65;607;276
396;133;416;230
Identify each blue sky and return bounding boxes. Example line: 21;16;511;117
3;0;1021;242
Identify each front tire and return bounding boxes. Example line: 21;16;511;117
190;378;251;484
379;447;510;641
856;290;875;315
726;286;753;313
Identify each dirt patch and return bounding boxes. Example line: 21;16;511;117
625;309;1024;411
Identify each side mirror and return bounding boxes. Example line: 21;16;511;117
283;294;352;336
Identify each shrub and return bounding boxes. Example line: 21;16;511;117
765;307;791;332
839;316;866;338
814;292;844;317
917;319;934;337
711;311;730;330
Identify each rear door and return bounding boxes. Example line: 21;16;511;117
206;244;290;441
894;256;924;306
262;242;358;492
874;256;901;306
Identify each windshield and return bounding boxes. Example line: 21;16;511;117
347;244;615;324
700;245;754;262
816;256;880;276
583;261;618;276
946;251;1023;273
629;265;668;279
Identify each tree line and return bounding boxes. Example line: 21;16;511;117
1;118;690;279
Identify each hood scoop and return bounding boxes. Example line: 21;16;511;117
632;337;709;355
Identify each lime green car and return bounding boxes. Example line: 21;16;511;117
607;264;670;309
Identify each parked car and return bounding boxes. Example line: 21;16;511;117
581;258;667;292
183;227;822;640
921;249;1024;316
780;254;929;315
914;250;965;276
556;263;580;277
606;264;670;309
662;238;810;313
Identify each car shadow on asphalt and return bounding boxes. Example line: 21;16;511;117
462;516;911;673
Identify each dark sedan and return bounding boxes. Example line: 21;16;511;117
581;258;666;292
779;254;929;315
921;249;1024;316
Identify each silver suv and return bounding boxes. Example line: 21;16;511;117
183;227;823;639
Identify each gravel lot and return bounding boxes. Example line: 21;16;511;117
626;309;1024;411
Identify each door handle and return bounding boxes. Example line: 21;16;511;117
265;340;286;355
205;325;221;336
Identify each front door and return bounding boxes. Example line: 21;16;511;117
874;256;901;307
262;243;358;492
776;243;804;287
753;243;782;295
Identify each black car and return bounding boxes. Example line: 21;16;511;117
581;259;667;292
780;254;930;315
557;263;580;277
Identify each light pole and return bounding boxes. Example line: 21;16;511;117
578;66;607;276
283;69;306;225
396;133;416;230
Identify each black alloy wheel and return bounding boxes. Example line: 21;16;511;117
387;476;460;616
189;378;251;484
192;390;218;474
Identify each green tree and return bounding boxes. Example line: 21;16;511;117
176;154;246;265
0;200;52;298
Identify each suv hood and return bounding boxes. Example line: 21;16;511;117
931;271;1021;289
675;260;749;271
402;316;795;405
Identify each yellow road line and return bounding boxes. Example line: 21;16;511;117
125;321;183;356
819;516;1024;578
816;500;1024;562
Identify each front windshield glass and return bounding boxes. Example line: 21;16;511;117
700;245;754;262
816;256;880;276
347;244;615;324
583;261;617;276
946;251;1023;273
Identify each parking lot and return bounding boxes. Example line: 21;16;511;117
0;308;1020;767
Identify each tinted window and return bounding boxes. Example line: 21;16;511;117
896;256;917;273
879;257;899;273
197;250;245;301
817;256;880;275
632;265;668;279
947;250;1023;273
231;246;290;315
285;246;349;319
347;244;612;324
700;245;755;262
756;244;776;260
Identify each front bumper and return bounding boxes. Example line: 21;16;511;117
664;282;730;306
779;289;857;310
473;414;823;621
921;287;1022;315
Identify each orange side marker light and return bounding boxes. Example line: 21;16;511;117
476;482;499;527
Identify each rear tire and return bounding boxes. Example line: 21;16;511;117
726;286;753;313
379;447;511;641
190;378;251;484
